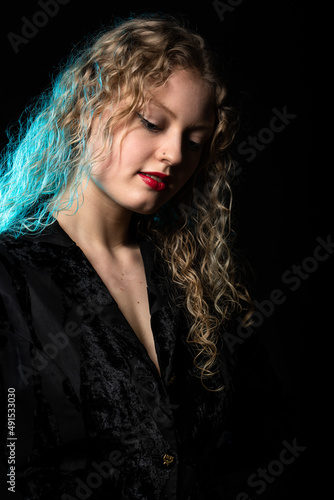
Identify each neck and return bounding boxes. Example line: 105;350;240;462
54;178;135;254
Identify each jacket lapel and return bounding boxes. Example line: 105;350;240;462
139;239;181;386
20;221;182;390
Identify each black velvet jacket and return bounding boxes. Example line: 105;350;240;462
0;221;291;500
0;221;239;500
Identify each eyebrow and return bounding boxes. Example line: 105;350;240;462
149;98;214;132
151;100;177;119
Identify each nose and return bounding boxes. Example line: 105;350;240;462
157;133;183;166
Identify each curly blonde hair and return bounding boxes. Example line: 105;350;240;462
0;14;251;389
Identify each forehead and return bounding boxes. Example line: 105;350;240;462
147;69;215;127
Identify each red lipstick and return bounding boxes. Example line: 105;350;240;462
138;172;170;192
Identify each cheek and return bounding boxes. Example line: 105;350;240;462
109;128;152;168
88;130;114;177
89;130;132;178
90;149;114;178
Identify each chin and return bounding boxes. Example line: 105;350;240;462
129;198;169;216
133;206;161;216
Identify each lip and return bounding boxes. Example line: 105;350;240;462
138;172;170;192
141;171;171;181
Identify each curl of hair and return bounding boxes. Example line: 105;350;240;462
0;14;252;390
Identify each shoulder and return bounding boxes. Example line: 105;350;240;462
0;236;23;290
0;235;16;262
0;224;74;319
0;221;76;271
0;235;31;325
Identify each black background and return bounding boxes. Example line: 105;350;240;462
0;0;329;498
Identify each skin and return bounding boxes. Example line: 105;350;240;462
56;68;216;375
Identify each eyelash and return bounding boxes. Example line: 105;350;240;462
136;112;203;151
136;113;161;132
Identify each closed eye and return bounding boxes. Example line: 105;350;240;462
188;140;204;151
137;112;205;151
136;113;161;132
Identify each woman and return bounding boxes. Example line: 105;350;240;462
0;14;253;500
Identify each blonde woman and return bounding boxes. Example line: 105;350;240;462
0;14;251;499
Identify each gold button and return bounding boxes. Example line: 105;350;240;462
162;453;175;468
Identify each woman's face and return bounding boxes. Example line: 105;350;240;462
88;69;215;215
